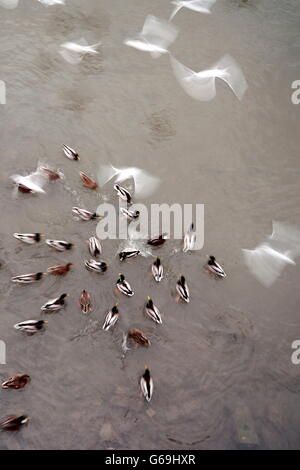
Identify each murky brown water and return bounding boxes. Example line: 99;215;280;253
0;0;300;450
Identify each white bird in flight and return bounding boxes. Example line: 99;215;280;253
169;0;217;21
38;0;65;5
59;38;101;65
170;54;248;101
97;164;161;198
242;221;300;287
124;15;178;58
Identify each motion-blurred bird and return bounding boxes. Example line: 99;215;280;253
169;0;217;21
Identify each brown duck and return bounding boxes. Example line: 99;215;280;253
128;328;151;346
2;374;30;390
47;262;73;276
79;290;92;314
79;172;98;190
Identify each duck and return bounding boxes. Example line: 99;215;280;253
79;171;98;190
41;293;68;311
183;222;196;252
113;184;132;203
88;236;102;257
79;290;92;314
152;257;163;282
72;207;100;221
13;233;43;244
46;240;74;251
145;297;162;324
140;367;153;402
63;144;80;161
2;374;30;390
14;319;48;333
11;272;45;284
120;208;140;220
128;328;151;346
102;304;119;331
116;274;134;296
47;263;73;276
207;255;227;278
84;259;108;273
147;234;167;247
176;275;190;303
39;166;61;181
0;415;31;431
119;250;140;262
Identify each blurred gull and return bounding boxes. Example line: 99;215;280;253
170;0;217;21
124;15;178;58
242;221;300;287
38;0;65;5
97;164;160;198
59;38;101;65
0;0;19;8
170;54;248;101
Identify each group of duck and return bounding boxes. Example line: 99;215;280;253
0;143;227;431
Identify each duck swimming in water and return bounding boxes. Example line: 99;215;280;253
11;272;45;284
72;207;100;221
147;234;167;247
84;259;108;273
39;166;62;181
14;319;48;333
79;290;92;314
176;275;190;303
207;255;226;278
116;274;134;296
88;236;102;257
41;293;68;311
79;171;98;190
145;297;162;324
47;263;73;276
102;304;119;331
46;240;74;251
0;415;30;431
114;184;132;203
2;374;30;390
63;144;80;161
152;257;163;282
13;233;43;244
140;367;153;402
119;250;140;262
128;328;151;346
120;208;140;220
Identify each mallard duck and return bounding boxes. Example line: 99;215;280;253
140;367;153;402
41;293;68;311
183;222;196;252
0;415;30;431
147;234;167;247
88;236;102;257
119;250;140;262
46;240;74;251
116;274;134;296
113;184;132;203
79;171;98;190
72;207;100;221
63;144;80;161
128;328;150;346
2;374;30;390
176;275;190;303
39;166;61;181
79;290;92;314
145;297;162;324
102;304;119;331
11;272;45;284
47;263;73;276
13;233;43;244
84;259;108;273
120;208;140;220
14;319;48;333
207;255;227;278
152;257;163;282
